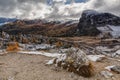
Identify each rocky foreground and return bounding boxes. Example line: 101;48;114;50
0;51;120;80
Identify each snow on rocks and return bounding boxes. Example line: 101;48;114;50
112;50;120;57
100;71;113;78
111;66;120;74
97;25;120;38
19;43;55;51
105;65;120;74
87;55;106;62
0;49;7;55
18;51;61;57
96;46;113;52
46;58;55;65
105;65;115;71
95;46;120;57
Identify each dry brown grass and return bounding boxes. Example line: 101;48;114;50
6;42;19;51
54;60;95;77
55;41;63;48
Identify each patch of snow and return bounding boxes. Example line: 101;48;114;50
35;44;55;50
18;51;61;57
0;49;7;55
59;47;77;53
97;25;120;38
105;65;115;71
87;55;105;62
46;58;55;65
96;46;114;52
56;54;67;63
100;71;113;78
19;43;55;51
114;50;120;55
0;22;9;26
111;49;120;57
97;26;112;32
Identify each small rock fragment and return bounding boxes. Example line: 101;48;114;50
100;71;113;78
105;65;115;71
112;50;120;57
105;65;120;74
111;66;120;74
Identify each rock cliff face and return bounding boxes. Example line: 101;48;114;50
77;10;120;36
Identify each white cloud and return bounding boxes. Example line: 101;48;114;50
0;0;119;20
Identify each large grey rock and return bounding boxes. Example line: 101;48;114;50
54;49;95;77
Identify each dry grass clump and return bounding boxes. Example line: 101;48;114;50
55;41;63;48
6;42;19;51
54;49;95;77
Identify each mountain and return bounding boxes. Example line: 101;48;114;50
1;10;120;37
0;17;17;26
77;10;120;36
1;19;78;37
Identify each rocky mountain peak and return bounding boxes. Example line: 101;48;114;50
77;10;120;36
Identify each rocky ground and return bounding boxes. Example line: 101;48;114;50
0;52;120;80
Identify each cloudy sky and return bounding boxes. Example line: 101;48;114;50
0;0;120;20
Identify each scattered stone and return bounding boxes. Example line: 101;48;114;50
111;66;120;74
105;65;120;74
0;49;7;55
69;72;74;78
112;50;120;57
8;76;14;80
100;71;113;78
87;55;105;62
105;65;115;71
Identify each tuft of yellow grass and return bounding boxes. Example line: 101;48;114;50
55;41;63;48
6;42;19;51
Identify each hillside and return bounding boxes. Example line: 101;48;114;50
1;20;78;37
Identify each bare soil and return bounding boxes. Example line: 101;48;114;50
0;53;120;80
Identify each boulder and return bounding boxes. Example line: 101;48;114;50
54;49;95;77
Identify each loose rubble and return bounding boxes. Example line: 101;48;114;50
111;66;120;74
105;65;115;71
100;71;113;78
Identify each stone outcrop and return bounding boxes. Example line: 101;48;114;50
54;49;95;77
77;10;120;36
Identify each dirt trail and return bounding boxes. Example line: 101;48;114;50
0;53;120;80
